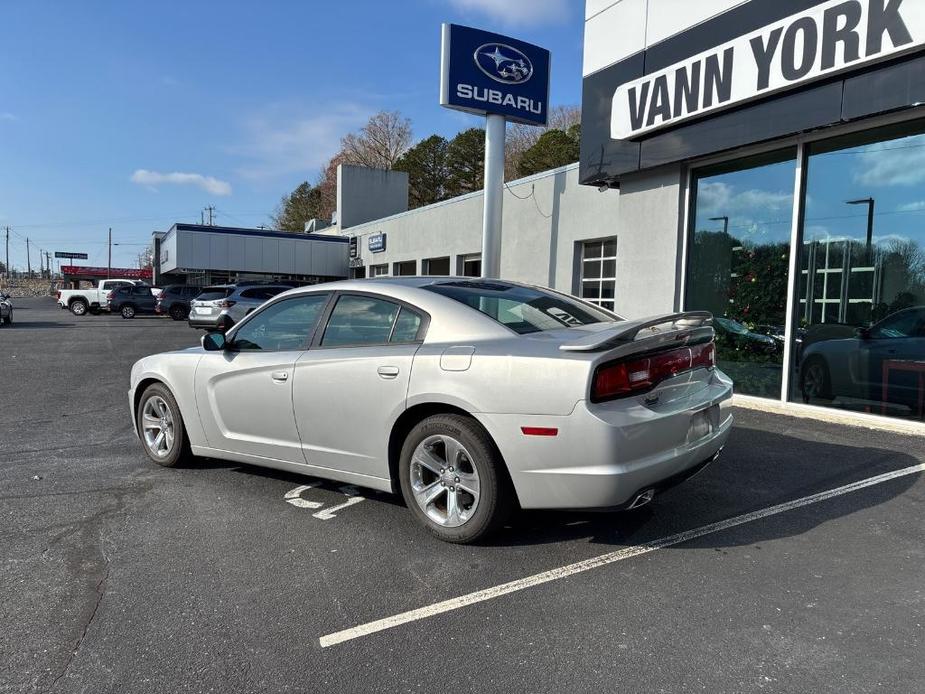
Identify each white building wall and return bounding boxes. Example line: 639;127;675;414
345;164;682;319
583;0;750;76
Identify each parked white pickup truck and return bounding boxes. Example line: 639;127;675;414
57;279;148;315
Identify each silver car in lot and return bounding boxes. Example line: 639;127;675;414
188;283;291;331
129;278;733;543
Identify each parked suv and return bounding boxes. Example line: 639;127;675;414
188;284;290;331
108;285;158;319
155;285;200;321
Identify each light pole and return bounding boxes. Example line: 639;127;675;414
846;197;875;261
709;215;729;235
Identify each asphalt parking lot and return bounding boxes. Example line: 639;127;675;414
1;296;924;693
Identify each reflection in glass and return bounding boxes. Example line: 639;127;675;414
686;151;796;397
793;125;925;421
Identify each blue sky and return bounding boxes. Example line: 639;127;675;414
0;0;583;270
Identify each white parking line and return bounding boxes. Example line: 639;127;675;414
318;462;925;648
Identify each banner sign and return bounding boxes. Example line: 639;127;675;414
60;265;153;279
54;251;89;259
348;236;358;259
611;0;925;139
368;232;386;253
440;23;550;126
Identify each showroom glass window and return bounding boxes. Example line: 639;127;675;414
791;123;925;422
579;239;617;311
686;150;796;398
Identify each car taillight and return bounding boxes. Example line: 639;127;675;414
106;291;113;300
591;342;715;402
56;291;61;300
219;300;236;308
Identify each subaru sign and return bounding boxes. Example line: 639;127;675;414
368;232;386;253
440;24;550;126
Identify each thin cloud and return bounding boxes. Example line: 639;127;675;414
0;112;16;121
853;135;925;187
898;200;925;212
448;0;569;27
130;169;232;196
697;181;792;217
231;104;369;180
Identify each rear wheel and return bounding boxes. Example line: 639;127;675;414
121;304;136;319
70;299;87;316
399;414;512;544
801;357;833;403
169;304;187;321
137;383;190;467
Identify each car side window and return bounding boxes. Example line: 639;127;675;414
390;307;423;343
871;311;923;339
321;295;402;347
231;294;329;352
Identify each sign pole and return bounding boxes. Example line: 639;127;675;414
481;113;505;279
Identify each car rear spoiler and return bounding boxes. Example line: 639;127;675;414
560;311;714;352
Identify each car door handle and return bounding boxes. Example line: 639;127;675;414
271;371;289;383
377;366;400;379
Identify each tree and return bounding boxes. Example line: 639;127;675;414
505;105;581;179
136;244;154;270
446;128;485;196
273;181;323;232
516;127;580;177
340;110;412;170
394;135;450;208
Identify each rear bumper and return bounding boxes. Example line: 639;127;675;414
474;368;734;510
188;315;225;329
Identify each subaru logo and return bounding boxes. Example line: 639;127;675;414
474;43;533;85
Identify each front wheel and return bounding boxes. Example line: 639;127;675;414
136;383;190;467
398;414;513;544
70;299;87;316
121;304;136;319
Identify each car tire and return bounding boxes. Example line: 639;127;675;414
801;356;833;403
70;299;88;316
169;305;187;321
136;383;191;468
121;304;136;319
398;414;513;544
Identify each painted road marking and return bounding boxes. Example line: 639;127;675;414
284;482;366;519
313;485;366;520
318;462;925;648
284;484;323;509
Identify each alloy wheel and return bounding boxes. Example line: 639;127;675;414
409;434;481;528
804;363;825;398
141;395;175;459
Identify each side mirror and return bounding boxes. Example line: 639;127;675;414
855;327;871;340
201;331;227;351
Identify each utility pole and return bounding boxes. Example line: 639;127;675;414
26;237;31;277
4;226;9;281
45;251;52;278
39;249;44;277
206;205;215;226
107;227;112;279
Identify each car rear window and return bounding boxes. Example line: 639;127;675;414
426;281;617;334
195;287;233;301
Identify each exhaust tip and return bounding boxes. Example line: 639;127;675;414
627;488;655;510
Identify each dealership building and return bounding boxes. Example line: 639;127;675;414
336;0;925;430
150;0;924;430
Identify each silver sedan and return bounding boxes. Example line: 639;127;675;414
129;278;733;543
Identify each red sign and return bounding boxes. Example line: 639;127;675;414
60;265;153;279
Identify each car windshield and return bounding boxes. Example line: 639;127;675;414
425;281;617;335
195;287;233;301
